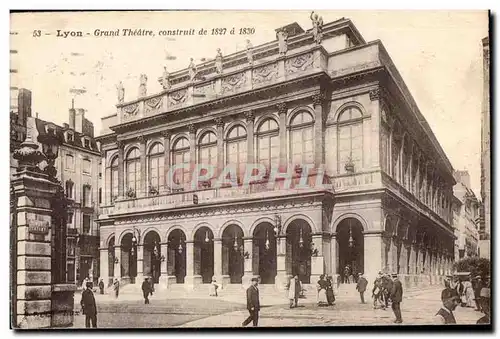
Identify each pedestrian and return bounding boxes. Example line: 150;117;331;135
286;275;301;308
149;276;155;296
477;282;490;324
372;275;385;310
98;278;105;295
343;265;350;284
381;274;393;309
434;288;460;324
242;277;260;327
390;274;403;324
82;277;89;290
326;275;335;306
80;281;97;328
113;278;120;299
444;275;452;290
356;273;368;304
209;278;220;297
473;276;483;311
464;278;475;308
317;274;328;306
142;277;151;304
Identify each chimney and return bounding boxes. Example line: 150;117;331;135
17;89;32;126
75;108;85;133
69;98;76;130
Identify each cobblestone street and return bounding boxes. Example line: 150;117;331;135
72;286;484;328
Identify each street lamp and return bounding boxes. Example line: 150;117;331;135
265;231;270;250
273;214;282;236
131;227;140;256
37;126;61;181
348;223;354;248
299;227;304;248
205;230;210;243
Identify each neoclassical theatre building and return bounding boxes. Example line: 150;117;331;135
97;18;456;289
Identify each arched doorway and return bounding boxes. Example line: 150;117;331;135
286;220;312;284
252;222;277;284
107;236;115;286
120;233;137;283
167;229;186;283
194;227;214;283
222;225;244;283
336;218;364;284
143;231;161;284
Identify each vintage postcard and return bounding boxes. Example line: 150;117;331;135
9;10;491;329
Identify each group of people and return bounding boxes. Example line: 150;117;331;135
370;272;403;323
438;274;491;325
316;275;336;307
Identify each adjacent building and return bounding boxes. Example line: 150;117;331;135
479;36;490;259
452;170;480;260
97;17;456;290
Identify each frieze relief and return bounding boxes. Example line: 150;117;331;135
122;103;139;121
194;81;216;98
169;89;188;107
144;96;163;116
285;52;313;74
221;72;247;95
252;63;278;85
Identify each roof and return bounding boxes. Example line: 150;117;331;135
34;117;100;155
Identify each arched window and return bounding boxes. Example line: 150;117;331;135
198;131;217;168
172;137;190;187
148;143;165;193
226;125;247;179
110;156;118;202
257;118;279;171
337;107;363;174
289;111;314;165
126;148;141;195
65;180;74;199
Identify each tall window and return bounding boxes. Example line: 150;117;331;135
83;184;91;207
65;154;74;170
110;156;118;202
82;214;91;234
380;114;391;174
83;158;91;175
257;118;279;171
226;125;247;180
148;142;165;192
126;148;141;194
65;180;74;199
172;137;190;187
198;131;217;170
337;107;363;174
289;111;314;165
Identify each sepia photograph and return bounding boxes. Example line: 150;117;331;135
8;9;491;329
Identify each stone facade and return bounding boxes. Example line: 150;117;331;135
97;18;455;290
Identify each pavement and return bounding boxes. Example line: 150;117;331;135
72;286;485;328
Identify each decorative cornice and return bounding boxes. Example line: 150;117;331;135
276;102;287;115
312;92;325;106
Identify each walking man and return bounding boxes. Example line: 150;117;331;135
98;278;105;295
242;277;260;327
390;274;403;324
356;273;368;304
434;288;460;324
113;278;120;299
142;277;151;304
80;281;97;328
473;276;483;311
286;275;301;308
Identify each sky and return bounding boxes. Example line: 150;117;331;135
10;10;488;195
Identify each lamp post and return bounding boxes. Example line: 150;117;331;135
131;226;141;256
37;126;61;182
273;213;282;237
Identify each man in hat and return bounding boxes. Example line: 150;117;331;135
390;274;403;324
473;275;484;311
444;275;452;290
477;280;490;324
242;277;260;327
80;281;98;328
356;273;368;304
434;288;460;324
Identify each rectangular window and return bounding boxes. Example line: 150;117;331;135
98;188;102;204
65;154;74;170
67;211;73;225
84;139;90;148
83;185;91;207
83;159;91;174
67;262;75;283
82;214;91;234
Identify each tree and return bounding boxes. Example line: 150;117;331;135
453;257;490;278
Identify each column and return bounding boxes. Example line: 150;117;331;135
138;135;147;197
213;239;227;286
331;234;338;278
277;102;287;170
242;237;254;286
159;242;169;285
184;241;200;288
364;233;383;287
275;235;287;290
369;88;381;169
310;234;325;283
99;248;108;289
312;92;324;167
245;111;254;164
117;140;124;198
188;124;196;189
114;245;122;280
136;244;144;283
215;117;224;177
162;131;171;190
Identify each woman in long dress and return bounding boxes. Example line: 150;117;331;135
209;278;220;297
317;275;328;306
464;279;475;307
326;276;335;305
